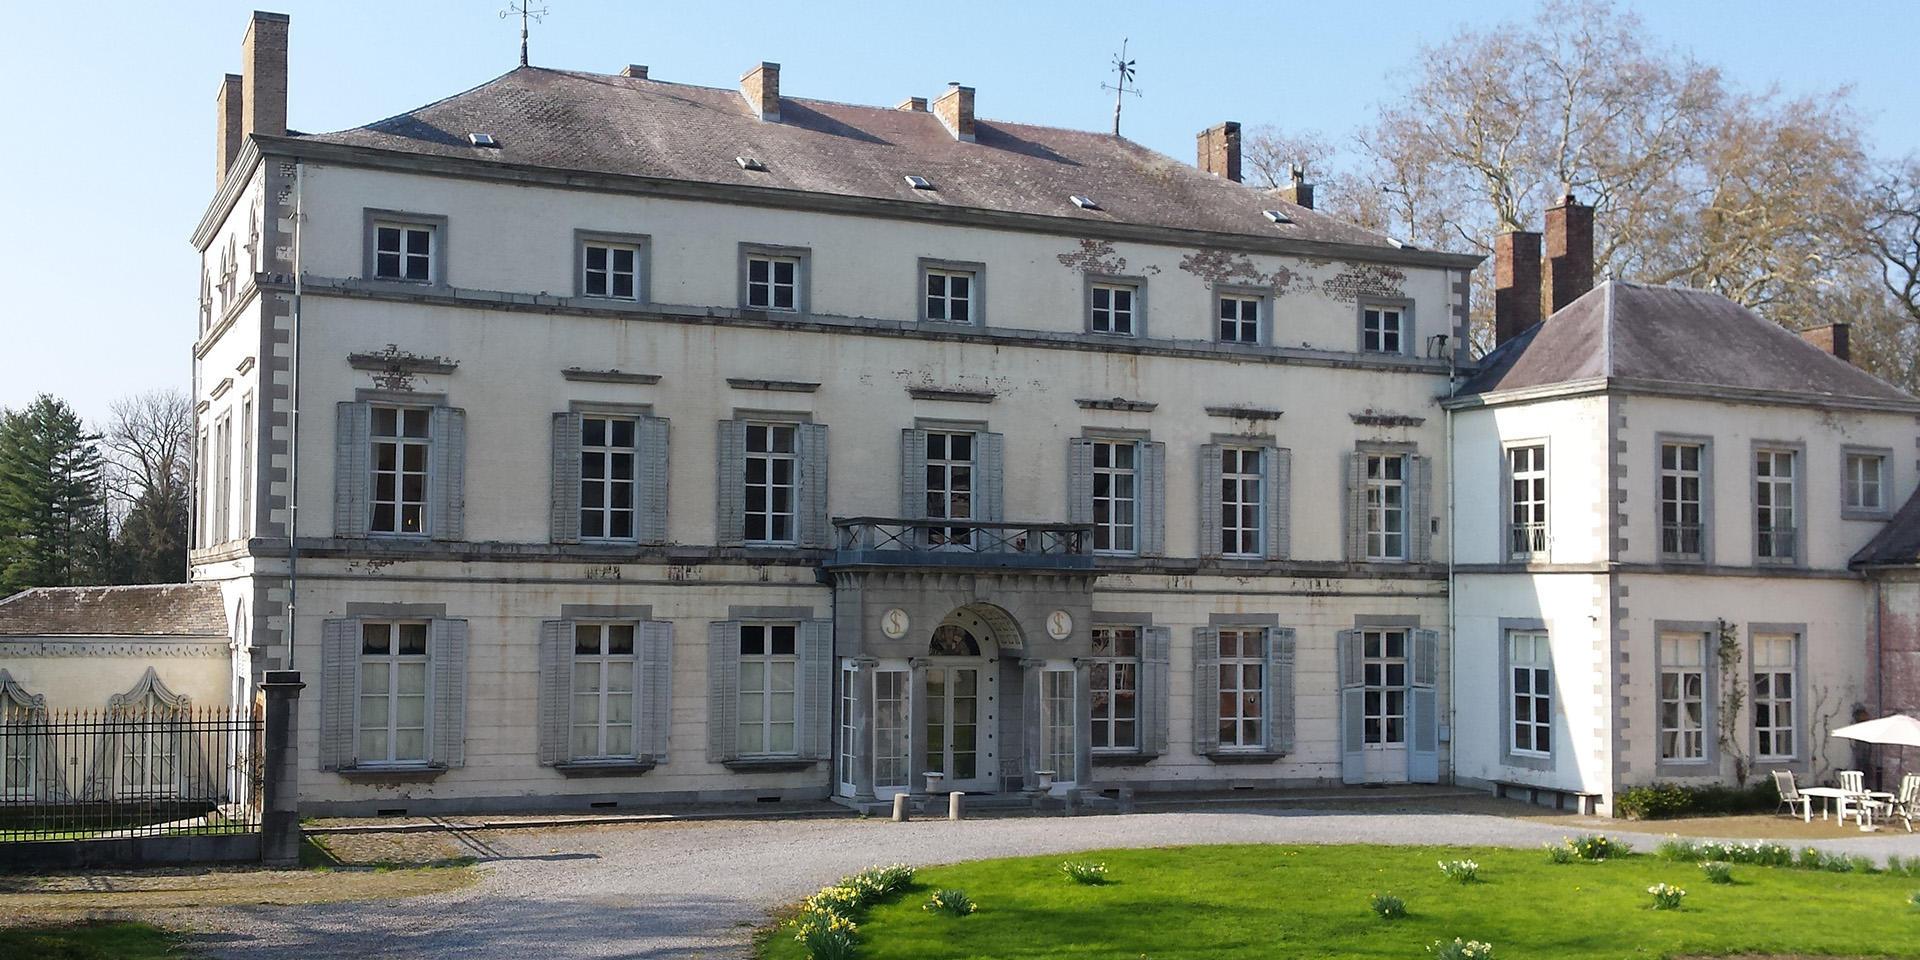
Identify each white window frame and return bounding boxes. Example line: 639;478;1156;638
746;255;800;312
1217;293;1261;344
580;415;638;542
1217;628;1266;750
356;620;431;767
1755;447;1798;563
1845;450;1888;516
1364;453;1408;561
1;700;35;802
373;222;435;283
1042;669;1077;780
582;241;641;300
1658;631;1708;763
1090;282;1137;336
923;269;975;324
1221;447;1263;559
1659;440;1706;560
570;622;637;761
924;431;974;547
118;690;186;799
1361;629;1408;746
239;394;254;538
1507;443;1548;560
743;422;797;545
1362;305;1405;354
737;623;799;758
1089;626;1139;754
1091;439;1139;555
872;668;909;791
1752;632;1798;761
213;414;233;544
370;405;432;537
1509;630;1551;758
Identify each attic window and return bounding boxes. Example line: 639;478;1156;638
737;156;767;172
1070;195;1101;210
468;133;498;147
1263;209;1292;225
904;175;935;190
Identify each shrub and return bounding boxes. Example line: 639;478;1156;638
1438;859;1480;883
924;889;977;917
1701;861;1733;884
1616;782;1776;819
1798;847;1829;871
790;863;915;960
1648;883;1687;910
1544;842;1575;865
1656;837;1699;862
1565;834;1629;861
1428;938;1495;959
1061;860;1109;885
1368;892;1406;919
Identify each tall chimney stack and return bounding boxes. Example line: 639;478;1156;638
1494;229;1543;346
1801;322;1852;364
216;73;244;186
1278;166;1314;210
933;83;975;142
1542;192;1594;316
1196;122;1242;182
241;12;289;143
741;62;780;121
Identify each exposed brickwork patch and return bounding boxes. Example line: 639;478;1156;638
1322;263;1407;303
1176;249;1313;296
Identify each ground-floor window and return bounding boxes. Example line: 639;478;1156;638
359;620;429;766
1217;629;1265;749
570;622;635;760
1660;631;1708;761
1508;630;1551;756
873;670;908;791
1753;632;1797;760
1042;669;1076;780
738;623;798;757
837;662;858;795
1090;627;1138;752
1362;630;1407;745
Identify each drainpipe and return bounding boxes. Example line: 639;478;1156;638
285;159;305;670
1443;289;1462;786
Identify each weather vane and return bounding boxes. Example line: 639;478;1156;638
501;1;549;67
1101;39;1140;136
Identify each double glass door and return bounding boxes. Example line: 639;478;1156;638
924;663;993;791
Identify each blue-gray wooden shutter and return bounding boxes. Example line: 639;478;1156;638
428;406;466;542
707;621;741;762
429;618;469;767
1191;627;1220;756
1140;440;1167;557
319;617;358;770
1067;437;1095;525
1338;629;1365;782
333;402;371;538
1265;447;1292;561
639;620;674;761
1140;625;1171;756
799;619;834;760
797;422;831;548
714;421;747;546
536;620;571;765
1344;452;1368;561
977;430;1005;523
1409;627;1440;783
1410;454;1434;562
636;416;671;544
1198;444;1223;558
900;428;929;519
1266;626;1296;754
550;413;582;544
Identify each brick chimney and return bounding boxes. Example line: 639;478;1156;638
216;73;244;186
1801;322;1852;363
1196;122;1241;182
241;12;289;143
1494;229;1544;346
933;83;975;142
1277;166;1315;210
1542;192;1594;316
620;64;648;79
741;62;780;121
895;96;927;112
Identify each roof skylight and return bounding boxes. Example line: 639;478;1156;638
1263;209;1292;224
1070;195;1101;210
736;156;767;171
904;175;934;190
468;133;498;147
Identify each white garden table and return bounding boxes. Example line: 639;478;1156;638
1800;786;1894;827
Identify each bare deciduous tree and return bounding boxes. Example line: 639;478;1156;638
1867;156;1920;324
102;389;192;583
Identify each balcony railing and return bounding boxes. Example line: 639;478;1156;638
828;517;1094;570
1508;523;1549;560
1661;522;1704;558
1757;525;1799;562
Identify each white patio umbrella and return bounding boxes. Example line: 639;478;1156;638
1831;714;1920;747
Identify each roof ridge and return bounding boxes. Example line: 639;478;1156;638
319;67;530;137
1601;278;1617;378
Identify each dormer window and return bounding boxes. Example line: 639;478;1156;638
904;175;934;190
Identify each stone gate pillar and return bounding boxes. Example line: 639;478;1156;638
260;669;305;866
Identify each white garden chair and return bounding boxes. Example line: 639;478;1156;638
1864;773;1920;833
1773;769;1811;819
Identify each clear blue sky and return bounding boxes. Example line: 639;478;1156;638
3;0;1915;424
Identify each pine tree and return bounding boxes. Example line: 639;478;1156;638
0;395;109;593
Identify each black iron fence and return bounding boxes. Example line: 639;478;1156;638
0;705;262;843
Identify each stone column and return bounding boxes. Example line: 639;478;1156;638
1020;658;1046;789
260;669;305;866
850;657;878;801
1072;657;1094;788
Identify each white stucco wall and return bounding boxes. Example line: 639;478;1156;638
1451;394;1612;566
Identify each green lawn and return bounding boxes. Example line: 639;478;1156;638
761;844;1920;959
0;921;184;959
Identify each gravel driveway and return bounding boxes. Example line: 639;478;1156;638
193;804;1920;960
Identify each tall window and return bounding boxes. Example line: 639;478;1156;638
1221;447;1263;558
213;415;233;544
1756;449;1797;561
371;406;431;535
1660;442;1704;558
1753;633;1796;760
738;624;798;756
1362;306;1404;353
925;269;974;323
239;396;254;538
373;223;434;282
1509;631;1551;756
1846;452;1887;513
873;670;908;791
571;623;635;760
1090;627;1139;752
1659;632;1707;762
1508;445;1547;559
746;255;799;311
583;242;639;300
744;423;797;544
358;621;429;765
1043;670;1076;779
1218;629;1265;750
1218;294;1260;343
1362;630;1407;745
1092;439;1138;554
196;431;209;548
1091;283;1136;335
580;416;637;541
1365;453;1407;561
924;432;973;547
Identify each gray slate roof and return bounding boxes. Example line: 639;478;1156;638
301;66;1399;249
0;583;227;638
1853;490;1920;568
1460;280;1914;404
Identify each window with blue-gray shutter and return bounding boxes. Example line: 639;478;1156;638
1191;627;1221;756
1264;448;1292;560
428;618;468;767
1338;629;1365;781
1198;444;1224;558
1266;626;1296;753
1139;440;1167;557
333;404;371;538
1408;627;1440;783
707;621;741;762
798;620;834;760
715;422;748;546
1139;625;1171;756
427;407;466;542
550;413;583;543
318;618;358;770
796;423;831;548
